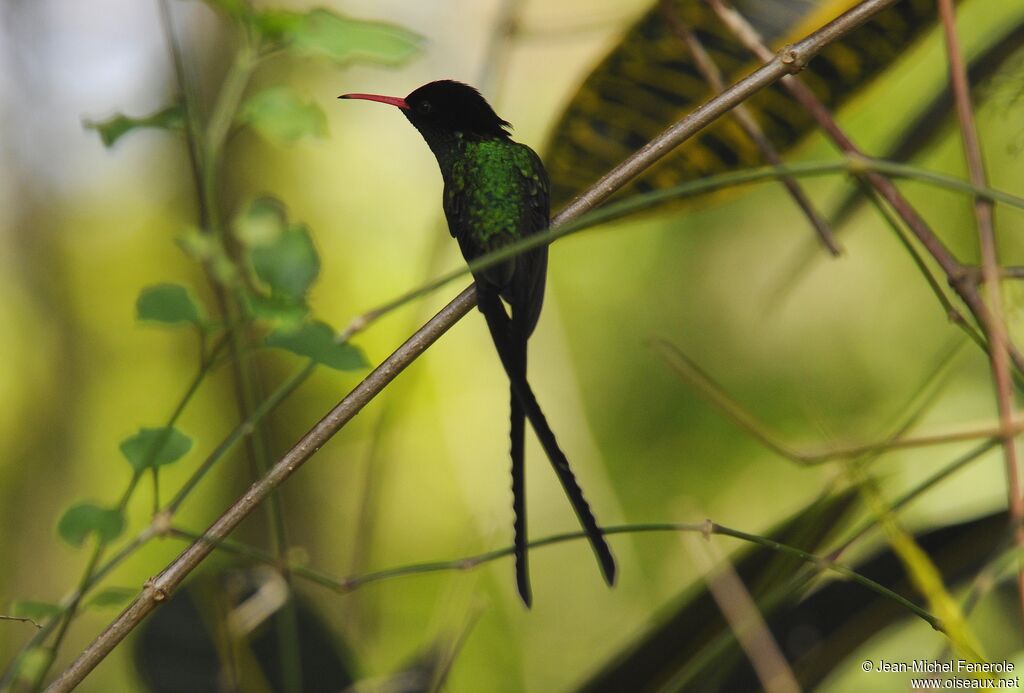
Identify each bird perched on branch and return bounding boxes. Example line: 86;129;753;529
340;80;615;605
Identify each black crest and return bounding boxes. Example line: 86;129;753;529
403;80;511;139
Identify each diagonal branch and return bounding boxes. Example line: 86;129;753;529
683;528;800;693
45;1;907;688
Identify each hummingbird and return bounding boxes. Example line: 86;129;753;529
339;80;616;605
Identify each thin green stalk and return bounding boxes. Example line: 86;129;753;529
201;45;257;234
27;541;105;692
858;183;1024;395
942;543;1024;662
158;0;207;227
150;334;227;512
835;439;999;554
860;157;1023;208
341;157;1024;345
710;522;941;629
21;331;220;689
151;470;160;517
649;337;981;465
169;522;940;629
177;17;301;686
0;530;154;690
216;291;302;692
2;355;309;687
852;469;984;660
220;305;300;691
165;360;316;514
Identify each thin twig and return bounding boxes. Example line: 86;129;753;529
833;439;999;556
682;527;800;693
158;0;206;227
708;0;1024;378
174;11;302;685
335;156;1024;346
165;361;316;514
0;528;154;690
660;0;839;255
650;337;1017;464
45;2;927;687
708;0;997;655
937;0;1024;622
860;186;992;362
21;334;222;690
45;292;476;691
166;521;939;630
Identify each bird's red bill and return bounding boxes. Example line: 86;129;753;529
338;93;409;109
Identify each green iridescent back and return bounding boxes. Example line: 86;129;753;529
440;134;550;334
443;137;548;255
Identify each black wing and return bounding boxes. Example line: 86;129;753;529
507;143;550;338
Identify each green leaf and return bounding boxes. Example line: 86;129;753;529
250;225;320;303
239;87;327;144
84;104;184;148
233;197;288;247
10;601;62;621
86;587;136;609
136;283;203;326
266;321;368;371
256;8;423;66
237;199;319;319
119;427;193;472
57;503;125;547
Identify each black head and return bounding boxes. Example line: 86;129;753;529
340;80;511;140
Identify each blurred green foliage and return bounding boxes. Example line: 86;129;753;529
57;503;126;548
0;0;1023;691
119;427;193;472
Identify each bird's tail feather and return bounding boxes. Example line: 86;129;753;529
510;377;530;606
478;290;617;589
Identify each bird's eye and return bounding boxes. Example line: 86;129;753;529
419;100;432;114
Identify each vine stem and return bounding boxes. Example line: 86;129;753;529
708;0;1024;378
174;8;302;688
16;334;221;692
936;0;1024;623
0;355;308;689
707;0;1008;656
168;520;942;631
336;155;1024;347
45;1;911;688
